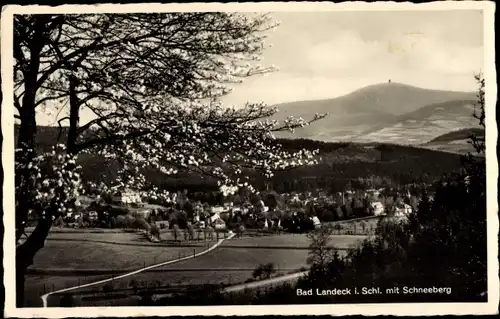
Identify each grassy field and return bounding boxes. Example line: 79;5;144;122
24;274;110;307
31;240;213;271
47;243;358;307
25;229;367;307
37;230;219;246
223;234;366;249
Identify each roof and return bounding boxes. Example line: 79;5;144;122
210;213;221;223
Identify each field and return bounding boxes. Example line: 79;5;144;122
223;233;366;249
29;230;216;271
31;241;209;271
23;230;217;307
25;227;367;307
24;274;110;307
31;231;365;272
46;235;365;307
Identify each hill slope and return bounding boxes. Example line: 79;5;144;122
423;127;485;154
354;100;480;145
270;83;476;142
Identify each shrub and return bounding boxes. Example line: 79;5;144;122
150;224;160;239
53;216;65;227
172;224;180;241
109;216;117;229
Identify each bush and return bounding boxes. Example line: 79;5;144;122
188;226;195;240
109;216;117;228
150;224;160;239
253;263;276;280
235;224;245;237
133;216;149;230
172;224;180;241
115;215;126;228
53;216;65;227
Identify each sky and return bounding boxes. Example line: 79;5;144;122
222;10;484;107
36;10;484;125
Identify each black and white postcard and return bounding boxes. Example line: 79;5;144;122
2;1;498;317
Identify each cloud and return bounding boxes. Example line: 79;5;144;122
299;28;482;78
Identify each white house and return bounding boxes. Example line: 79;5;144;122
394;203;412;217
256;200;269;213
371;202;385;216
210;213;226;229
312;216;321;228
193;212;200;222
211;206;226;214
113;189;141;205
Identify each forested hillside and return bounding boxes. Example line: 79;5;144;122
16;126;466;194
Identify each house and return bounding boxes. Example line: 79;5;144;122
394;203;412;217
87;211;99;221
311;216;321;229
74;195;96;208
112;189;142;205
209;213;221;223
210;214;226;230
256;200;269;213
210;206;227;214
371;202;385;216
193;212;200;222
365;189;381;198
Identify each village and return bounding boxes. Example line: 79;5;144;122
50;186;418;240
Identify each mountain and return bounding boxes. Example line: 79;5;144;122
354;99;480;145
423;127;485;154
269;82;476;142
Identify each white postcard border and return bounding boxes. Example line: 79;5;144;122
2;1;498;317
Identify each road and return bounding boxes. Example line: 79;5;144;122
221;271;308;294
40;232;235;307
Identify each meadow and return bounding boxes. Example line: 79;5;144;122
25;226;367;307
223;233;366;249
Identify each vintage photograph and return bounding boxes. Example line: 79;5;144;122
2;1;498;317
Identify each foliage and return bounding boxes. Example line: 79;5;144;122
252;263;277;280
149;223;160;239
305;224;335;268
172;224;180;241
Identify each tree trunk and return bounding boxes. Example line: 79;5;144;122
15;16;61;307
15;96;37;242
16;214;53;306
66;75;80;154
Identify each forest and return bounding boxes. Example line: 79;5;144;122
17;125;467;195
